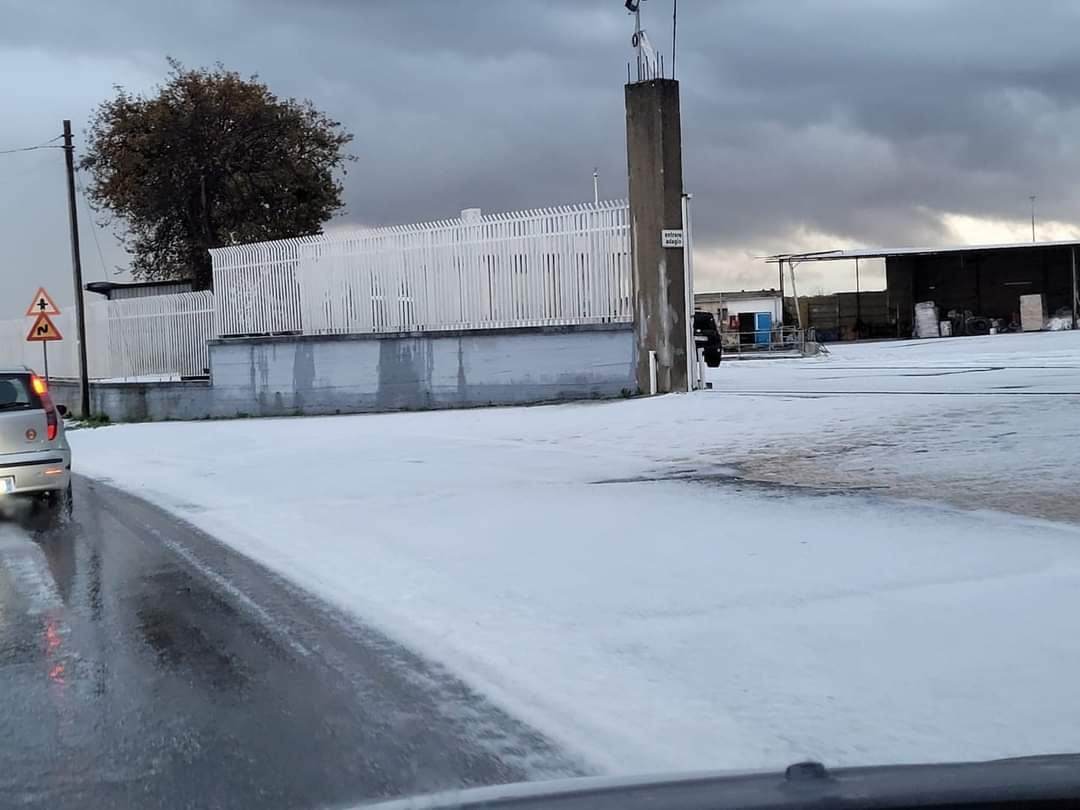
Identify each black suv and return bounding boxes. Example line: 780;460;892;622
693;311;723;367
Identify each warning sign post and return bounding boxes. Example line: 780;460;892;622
26;287;61;317
25;289;63;382
26;313;63;342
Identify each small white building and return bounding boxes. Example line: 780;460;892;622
695;289;783;333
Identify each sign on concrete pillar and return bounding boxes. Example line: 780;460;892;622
625;78;689;394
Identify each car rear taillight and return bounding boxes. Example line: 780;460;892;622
45;405;57;441
31;375;58;441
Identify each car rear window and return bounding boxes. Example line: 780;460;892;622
0;375;40;411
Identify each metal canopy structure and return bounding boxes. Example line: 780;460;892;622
766;238;1080;264
765;238;1080;334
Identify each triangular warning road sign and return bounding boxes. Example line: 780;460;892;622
26;313;63;342
25;287;61;317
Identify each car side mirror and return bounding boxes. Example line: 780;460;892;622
57;404;69;417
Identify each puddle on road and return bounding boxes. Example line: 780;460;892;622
591;466;887;499
733;440;1080;525
591;411;1080;525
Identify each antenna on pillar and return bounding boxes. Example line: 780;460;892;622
626;0;663;81
626;0;642;80
672;0;677;79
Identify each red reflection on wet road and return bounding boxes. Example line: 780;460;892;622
45;618;62;651
44;616;68;690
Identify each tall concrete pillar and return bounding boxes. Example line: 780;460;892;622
625;78;689;394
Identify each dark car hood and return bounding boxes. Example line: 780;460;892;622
357;754;1080;810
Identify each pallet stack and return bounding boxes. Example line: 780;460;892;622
1020;294;1046;332
914;301;940;338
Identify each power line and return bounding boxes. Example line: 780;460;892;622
0;133;63;156
74;170;111;281
1;149;57;181
75;166;134;370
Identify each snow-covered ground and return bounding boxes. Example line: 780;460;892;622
711;331;1080;521
70;330;1080;775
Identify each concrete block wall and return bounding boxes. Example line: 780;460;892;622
49;379;214;423
208;324;635;418
50;323;636;422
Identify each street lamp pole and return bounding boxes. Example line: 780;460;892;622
1030;194;1037;243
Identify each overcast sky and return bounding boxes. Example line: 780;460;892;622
4;0;1080;310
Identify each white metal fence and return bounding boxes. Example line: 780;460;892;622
0;291;213;381
210;200;632;337
0;203;630;380
95;292;214;379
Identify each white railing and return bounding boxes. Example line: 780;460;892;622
95;291;214;379
0;291;214;381
210;200;632;337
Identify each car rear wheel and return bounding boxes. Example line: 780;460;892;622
704;348;722;368
43;483;73;518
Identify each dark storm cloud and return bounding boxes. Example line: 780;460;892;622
678;0;1080;246
4;0;1080;299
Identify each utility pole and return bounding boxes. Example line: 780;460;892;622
1072;245;1078;330
1030;195;1037;243
855;257;862;340
671;0;677;80
62;120;90;418
789;259;804;330
778;258;785;325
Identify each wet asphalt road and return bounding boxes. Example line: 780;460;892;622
0;477;580;810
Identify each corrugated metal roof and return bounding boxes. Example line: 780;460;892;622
696;289;780;300
767;239;1080;263
85;279;195;299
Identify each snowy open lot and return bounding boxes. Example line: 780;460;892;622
70;330;1080;775
711;331;1080;521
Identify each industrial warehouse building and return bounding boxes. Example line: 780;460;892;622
771;240;1080;338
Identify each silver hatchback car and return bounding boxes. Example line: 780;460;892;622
0;368;72;510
